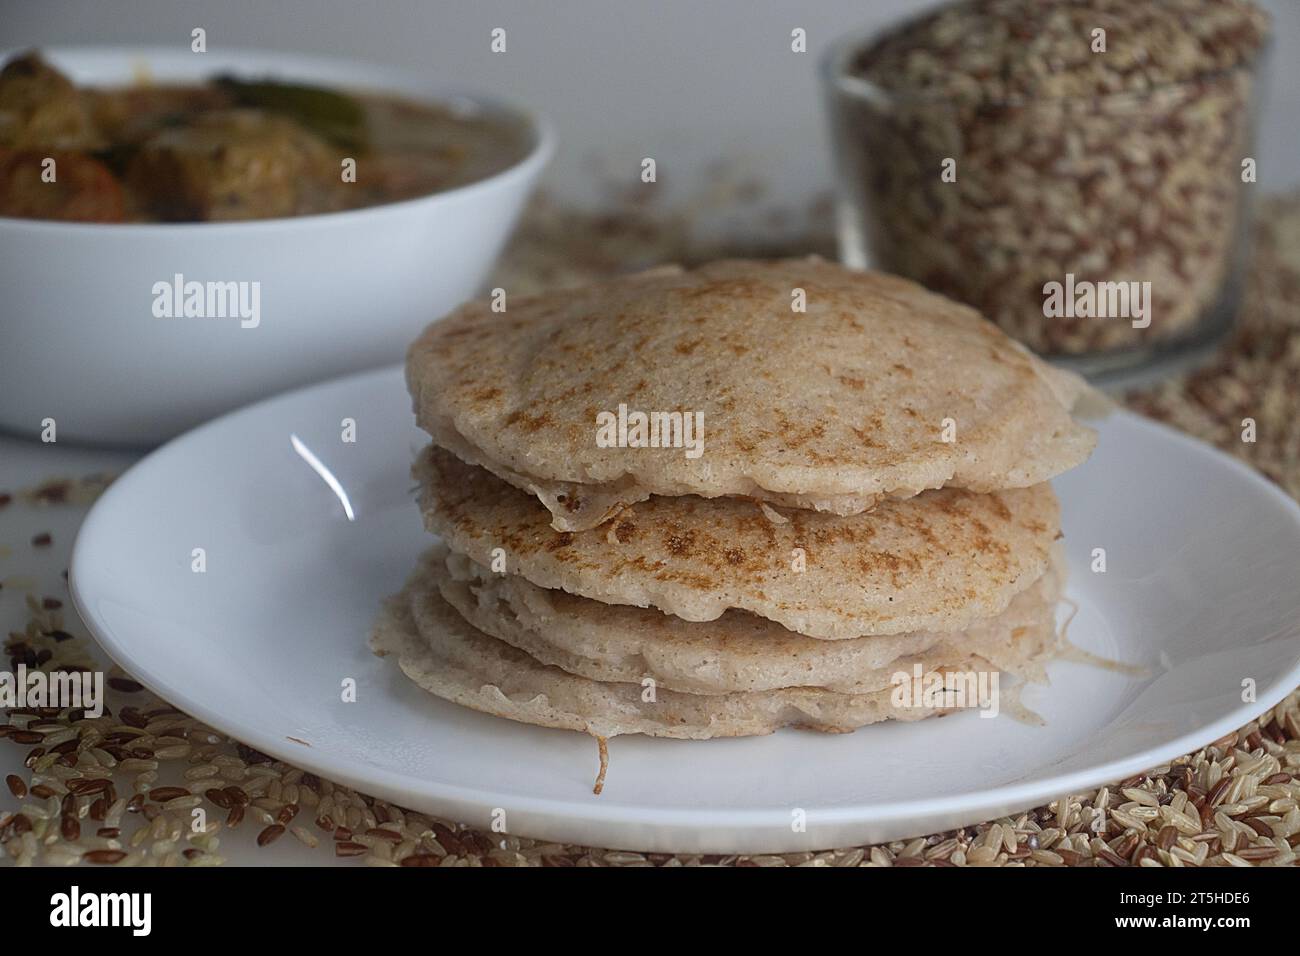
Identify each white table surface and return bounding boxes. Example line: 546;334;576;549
0;432;335;865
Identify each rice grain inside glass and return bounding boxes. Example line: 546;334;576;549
820;0;1272;379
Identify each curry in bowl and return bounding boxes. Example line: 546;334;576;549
0;51;531;222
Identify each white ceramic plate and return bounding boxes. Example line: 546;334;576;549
70;366;1300;854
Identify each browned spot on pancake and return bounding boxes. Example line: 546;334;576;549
859;550;923;587
470;385;501;402
894;509;940;548
774;411;827;450
651;567;718;591
549;381;597;404
892;363;913;377
931;490;974;518
852;426;884;449
502;409;553;433
664;530;697;556
838;375;865;391
675;338;703;355
544;533;574;552
968;520;1011;562
724;547;746;565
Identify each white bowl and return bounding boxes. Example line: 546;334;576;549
0;46;553;446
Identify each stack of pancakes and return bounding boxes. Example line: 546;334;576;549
372;259;1098;755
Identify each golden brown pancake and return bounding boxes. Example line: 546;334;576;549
436;544;1064;695
417;444;1061;640
407;258;1096;530
370;559;1051;739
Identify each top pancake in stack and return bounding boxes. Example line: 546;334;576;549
374;258;1096;747
407;258;1096;531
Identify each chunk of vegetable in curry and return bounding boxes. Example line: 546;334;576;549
0;51;527;223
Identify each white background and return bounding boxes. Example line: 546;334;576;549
5;0;1299;212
